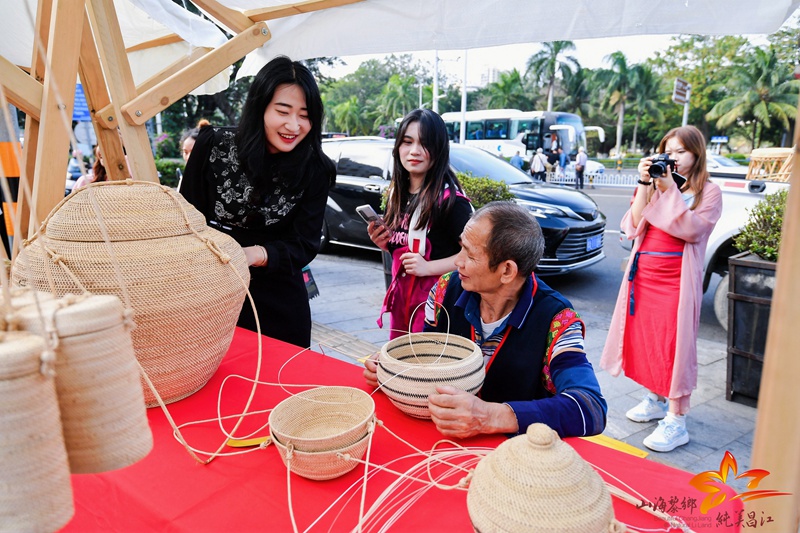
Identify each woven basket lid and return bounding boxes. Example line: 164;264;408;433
0;289;54;329
0;331;47;379
467;423;622;533
15;294;126;338
42;180;207;242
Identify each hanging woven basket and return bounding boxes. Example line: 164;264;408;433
269;386;375;480
377;332;484;419
0;331;73;532
16;293;153;474
467;423;624;533
12;180;250;406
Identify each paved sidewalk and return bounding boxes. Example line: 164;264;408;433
308;250;757;486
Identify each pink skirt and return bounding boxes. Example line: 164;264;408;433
622;227;685;397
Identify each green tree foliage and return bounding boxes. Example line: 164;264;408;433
323;54;428;133
332;96;367;136
649;35;749;138
734;189;788;262
596;51;635;156
486;69;533;110
558;67;593;117
707;47;800;148
525;41;580;112
628;64;665;152
372;74;419;129
767;13;800;65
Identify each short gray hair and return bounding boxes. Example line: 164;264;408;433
471;201;544;278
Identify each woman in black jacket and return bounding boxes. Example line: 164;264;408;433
181;56;336;347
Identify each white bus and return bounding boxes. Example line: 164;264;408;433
440;109;604;159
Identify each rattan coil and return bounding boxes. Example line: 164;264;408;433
377;332;484;419
467;423;623;533
12;181;250;406
16;294;153;474
0;331;73;532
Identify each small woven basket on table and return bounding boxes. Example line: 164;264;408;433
467;423;624;533
377;332;484;419
12;180;250;406
269;386;375;480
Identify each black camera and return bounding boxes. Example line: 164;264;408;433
648;153;686;187
648;154;676;178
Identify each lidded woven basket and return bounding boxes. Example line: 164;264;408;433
16;293;152;474
467;423;623;533
12;181;250;406
377;332;484;419
269;386;375;480
0;331;74;531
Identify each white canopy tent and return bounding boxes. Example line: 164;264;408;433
0;2;798;529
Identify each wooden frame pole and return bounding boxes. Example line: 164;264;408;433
746;99;800;531
28;0;84;234
85;0;158;183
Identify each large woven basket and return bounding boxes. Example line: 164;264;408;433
12;181;250;406
16;293;153;474
377;332;484;419
0;331;74;532
269;386;375;480
467;424;623;533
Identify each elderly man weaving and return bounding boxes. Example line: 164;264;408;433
364;201;606;439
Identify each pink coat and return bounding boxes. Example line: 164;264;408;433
601;182;722;400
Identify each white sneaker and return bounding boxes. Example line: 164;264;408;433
643;418;690;452
626;394;668;422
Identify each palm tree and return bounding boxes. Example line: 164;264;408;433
628;65;664;152
332;96;366;136
525;41;580;112
486;69;532;109
597;51;635;157
558;67;592;117
707;46;800;148
373;74;418;128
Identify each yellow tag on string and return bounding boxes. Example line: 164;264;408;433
226;436;271;448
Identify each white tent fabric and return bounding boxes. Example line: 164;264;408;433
2;0;230;95
3;0;799;93
234;0;800;78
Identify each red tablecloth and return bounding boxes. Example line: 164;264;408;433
62;328;740;532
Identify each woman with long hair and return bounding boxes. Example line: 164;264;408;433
601;125;722;452
180;56;336;347
368;109;472;338
73;144;108;190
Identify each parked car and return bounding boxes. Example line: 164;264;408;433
706;152;748;178
320;138;606;275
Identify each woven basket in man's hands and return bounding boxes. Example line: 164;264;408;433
377;332;484;419
12;181;250;406
269;386;375;480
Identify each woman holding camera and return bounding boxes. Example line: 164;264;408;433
368;109;472;339
601;125;722;452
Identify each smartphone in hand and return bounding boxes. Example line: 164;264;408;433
356;204;385;226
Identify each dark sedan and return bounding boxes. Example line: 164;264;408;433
320;138;605;275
